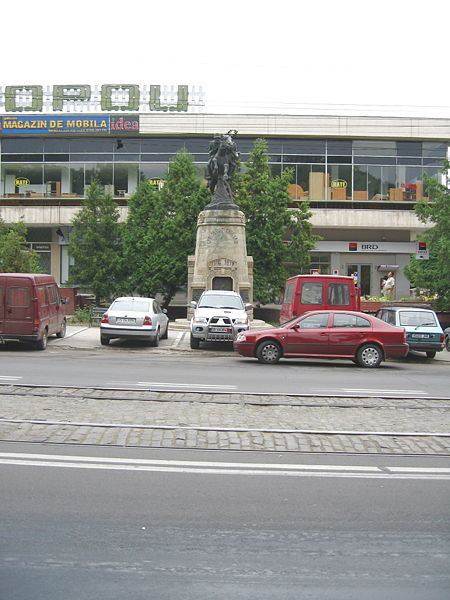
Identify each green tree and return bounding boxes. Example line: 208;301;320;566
122;150;209;306
405;161;450;309
68;181;122;304
235;139;317;304
0;219;40;273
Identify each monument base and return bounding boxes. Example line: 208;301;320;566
187;208;253;318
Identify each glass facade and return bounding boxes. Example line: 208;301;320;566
0;136;446;204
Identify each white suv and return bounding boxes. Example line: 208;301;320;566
190;290;251;349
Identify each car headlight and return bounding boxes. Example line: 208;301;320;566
234;317;248;325
193;317;208;324
236;333;247;342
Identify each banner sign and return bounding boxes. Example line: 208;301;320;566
0;84;205;113
315;240;417;253
1;114;139;135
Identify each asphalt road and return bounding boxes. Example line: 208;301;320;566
0;343;448;398
1;442;450;600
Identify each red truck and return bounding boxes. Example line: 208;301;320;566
280;274;360;323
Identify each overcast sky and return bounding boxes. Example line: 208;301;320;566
2;0;449;117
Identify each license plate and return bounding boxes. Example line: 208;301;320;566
210;327;231;333
116;318;135;325
411;333;430;338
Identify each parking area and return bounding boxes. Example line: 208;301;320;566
47;324;450;363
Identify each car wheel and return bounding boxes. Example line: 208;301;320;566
356;343;383;368
190;333;200;349
152;329;160;347
256;340;282;364
56;319;66;339
426;351;436;359
446;337;450;352
161;322;169;340
100;335;110;346
35;329;48;351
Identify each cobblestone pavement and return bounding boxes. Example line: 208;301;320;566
0;386;449;455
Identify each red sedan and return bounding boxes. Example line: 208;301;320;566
234;310;408;368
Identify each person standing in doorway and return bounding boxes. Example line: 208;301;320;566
383;271;396;300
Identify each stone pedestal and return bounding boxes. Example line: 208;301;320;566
187;209;253;318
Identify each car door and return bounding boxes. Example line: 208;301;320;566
284;313;330;355
153;301;168;334
5;276;34;335
46;284;60;335
328;313;372;356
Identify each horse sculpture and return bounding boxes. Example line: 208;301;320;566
205;130;239;195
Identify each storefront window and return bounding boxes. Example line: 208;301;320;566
353;165;368;200
397;165;423;201
309;165;328;200
114;163;139;196
309;254;331;274
368;166;381;200
422;142;447;158
328;165;351;200
381;166;396;199
1;138;43;153
44;164;68;196
353;140;396;157
397;141;422;157
85;163;113;194
70;166;84;196
1;164;44;195
139;163;167;184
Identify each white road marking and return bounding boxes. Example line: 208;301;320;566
110;380;237;390
314;388;428;396
1;452;450;480
0;376;22;380
171;331;185;348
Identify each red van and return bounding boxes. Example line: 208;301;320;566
0;273;67;350
280;274;360;323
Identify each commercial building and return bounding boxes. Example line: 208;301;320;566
0;86;449;300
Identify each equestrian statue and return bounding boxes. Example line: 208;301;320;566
205;130;240;209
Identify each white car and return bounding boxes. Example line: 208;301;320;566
190;290;251;349
376;306;444;358
100;296;169;346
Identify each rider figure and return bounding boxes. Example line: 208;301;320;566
205;131;239;193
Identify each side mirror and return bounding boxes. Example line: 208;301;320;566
190;301;197;309
162;308;168;314
245;303;253;311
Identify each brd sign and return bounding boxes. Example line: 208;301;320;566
0;84;204;113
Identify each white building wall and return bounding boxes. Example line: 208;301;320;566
139;113;450;140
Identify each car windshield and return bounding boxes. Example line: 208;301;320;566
198;294;244;310
279;316;301;328
399;311;437;327
111;300;150;312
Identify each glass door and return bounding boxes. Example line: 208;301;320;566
347;264;371;297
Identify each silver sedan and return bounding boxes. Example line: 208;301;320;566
99;297;169;346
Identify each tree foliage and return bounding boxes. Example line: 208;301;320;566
235;139;317;304
405;161;450;310
122;150;209;306
0;219;40;273
68;181;122;304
